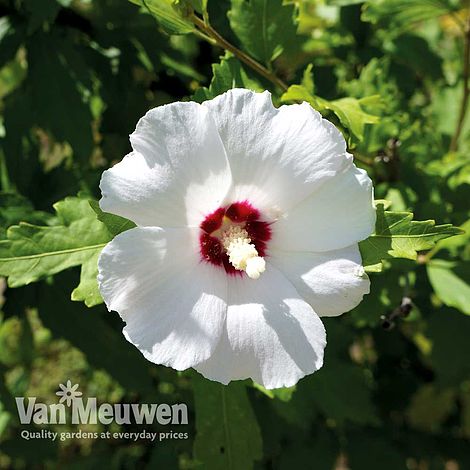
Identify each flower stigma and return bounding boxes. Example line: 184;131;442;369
198;201;271;277
221;225;266;279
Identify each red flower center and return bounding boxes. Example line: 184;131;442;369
199;201;271;275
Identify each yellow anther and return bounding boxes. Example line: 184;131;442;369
221;226;266;279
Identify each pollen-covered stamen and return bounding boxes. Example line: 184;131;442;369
221;225;266;279
199;201;271;276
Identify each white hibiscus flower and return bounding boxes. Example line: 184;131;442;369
97;89;375;390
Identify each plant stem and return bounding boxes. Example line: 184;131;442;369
353;153;375;166
450;11;470;152
190;14;288;92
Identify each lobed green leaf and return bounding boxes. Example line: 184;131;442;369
193;54;261;102
129;0;195;34
89;200;136;237
281;84;380;141
0;197;110;289
70;201;135;307
70;252;103;308
359;202;464;271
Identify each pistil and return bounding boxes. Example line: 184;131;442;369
221;225;266;279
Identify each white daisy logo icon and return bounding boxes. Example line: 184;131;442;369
56;380;82;407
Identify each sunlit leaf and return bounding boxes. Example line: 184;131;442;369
129;0;195;34
70;252;102;307
281;84;380;141
0;197;111;288
359;202;463;272
89;200;136;237
228;0;299;64
193;54;261;101
427;260;470;315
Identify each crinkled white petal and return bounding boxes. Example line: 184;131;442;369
97;227;227;370
203;89;353;220
100;102;231;227
271;166;375;252
194;264;326;389
269;245;370;317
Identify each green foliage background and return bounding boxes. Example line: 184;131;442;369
0;0;470;468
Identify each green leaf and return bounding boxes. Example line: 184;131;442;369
89;200;136;236
184;0;208;15
426;219;470;256
0;197;111;288
252;382;296;401
359;202;463;272
193;378;262;470
427;260;470;315
160;53;206;81
429;153;470;190
193;54;261;102
326;96;381;141
129;0;195;34
70;201;135;307
362;0;461;33
300;63;314;93
26;32;94;163
281;84;380;141
70;251;102;307
228;0;298;65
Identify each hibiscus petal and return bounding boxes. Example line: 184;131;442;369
98;227;227;370
100;102;231;227
203;88;352;219
269;245;370;317
194;264;326;389
271;166;375;252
